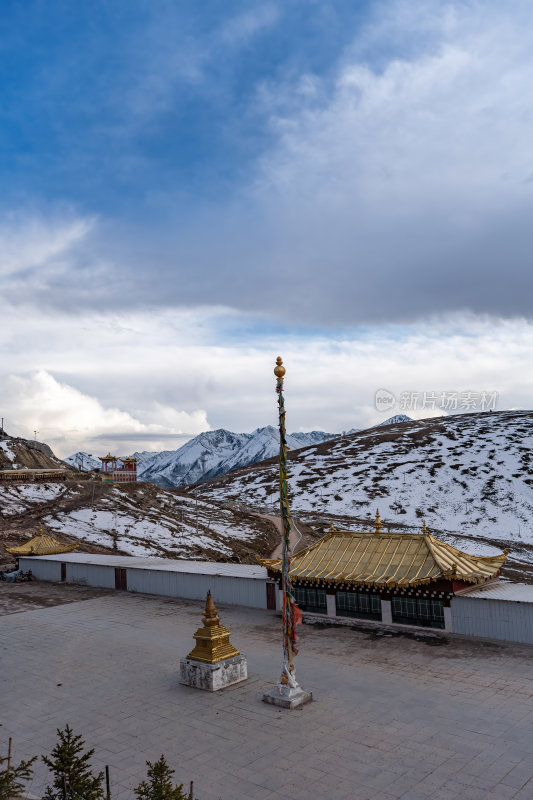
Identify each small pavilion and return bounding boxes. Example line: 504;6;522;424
99;454;138;483
261;512;507;630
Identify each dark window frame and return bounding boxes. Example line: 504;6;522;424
294;586;327;614
391;596;445;629
336;591;382;621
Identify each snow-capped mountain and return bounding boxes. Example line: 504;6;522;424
345;415;412;435
64;452;101;471
374;414;412;427
66;417;414;488
135;429;251;487
135;426;335;487
197;410;533;571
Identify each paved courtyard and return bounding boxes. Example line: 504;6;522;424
1;583;533;800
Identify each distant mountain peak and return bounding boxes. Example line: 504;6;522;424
374;414;413;427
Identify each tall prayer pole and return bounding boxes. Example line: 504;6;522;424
263;357;312;709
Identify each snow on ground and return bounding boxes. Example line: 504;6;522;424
43;503;241;558
201;411;533;555
35;481;266;559
0;483;67;515
0;441;18;466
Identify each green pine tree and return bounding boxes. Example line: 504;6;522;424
41;725;105;800
134;755;193;800
0;748;36;800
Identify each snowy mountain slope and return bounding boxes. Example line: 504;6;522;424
64;452;101;471
375;414;412;427
195;411;533;571
67;427;335;487
66;418;411;488
346;415;412;435
0;479;277;562
136;429;251;486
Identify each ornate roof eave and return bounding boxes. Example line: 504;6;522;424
262;526;507;588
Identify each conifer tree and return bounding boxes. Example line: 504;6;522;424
41;725;105;800
0;748;36;800
134;755;193;800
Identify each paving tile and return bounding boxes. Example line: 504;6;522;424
1;587;533;800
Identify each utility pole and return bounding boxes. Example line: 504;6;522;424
1;417;4;439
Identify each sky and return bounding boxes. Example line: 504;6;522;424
2;0;533;457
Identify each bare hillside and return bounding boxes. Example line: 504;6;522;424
0;436;72;471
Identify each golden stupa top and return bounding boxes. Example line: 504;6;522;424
261;524;507;588
5;526;78;556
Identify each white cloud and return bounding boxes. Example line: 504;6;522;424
212;0;533;323
3;370;209;457
1;303;533;458
0;212;94;280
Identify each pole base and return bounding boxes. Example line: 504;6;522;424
262;682;313;709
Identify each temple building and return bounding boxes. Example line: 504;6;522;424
100;454;138;483
261;512;508;631
5;525;78;557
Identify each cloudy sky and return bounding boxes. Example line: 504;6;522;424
2;0;533;457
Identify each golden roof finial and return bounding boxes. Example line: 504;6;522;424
186;592;240;664
375;509;383;533
274;356;286;378
422;521;428;535
329;521;335;533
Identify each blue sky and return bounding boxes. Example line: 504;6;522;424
1;1;370;217
2;0;533;454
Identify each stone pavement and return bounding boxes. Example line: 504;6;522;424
1;585;533;800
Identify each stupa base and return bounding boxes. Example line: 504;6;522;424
180;654;247;692
262;682;313;709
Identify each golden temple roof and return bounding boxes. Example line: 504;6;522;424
261;526;507;588
5;526;78;556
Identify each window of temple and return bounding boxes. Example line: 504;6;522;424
294;586;327;614
391;596;445;629
335;591;382;620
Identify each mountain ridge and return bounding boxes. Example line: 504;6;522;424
65;416;412;488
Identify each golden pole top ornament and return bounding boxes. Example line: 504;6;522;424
274;356;286;378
